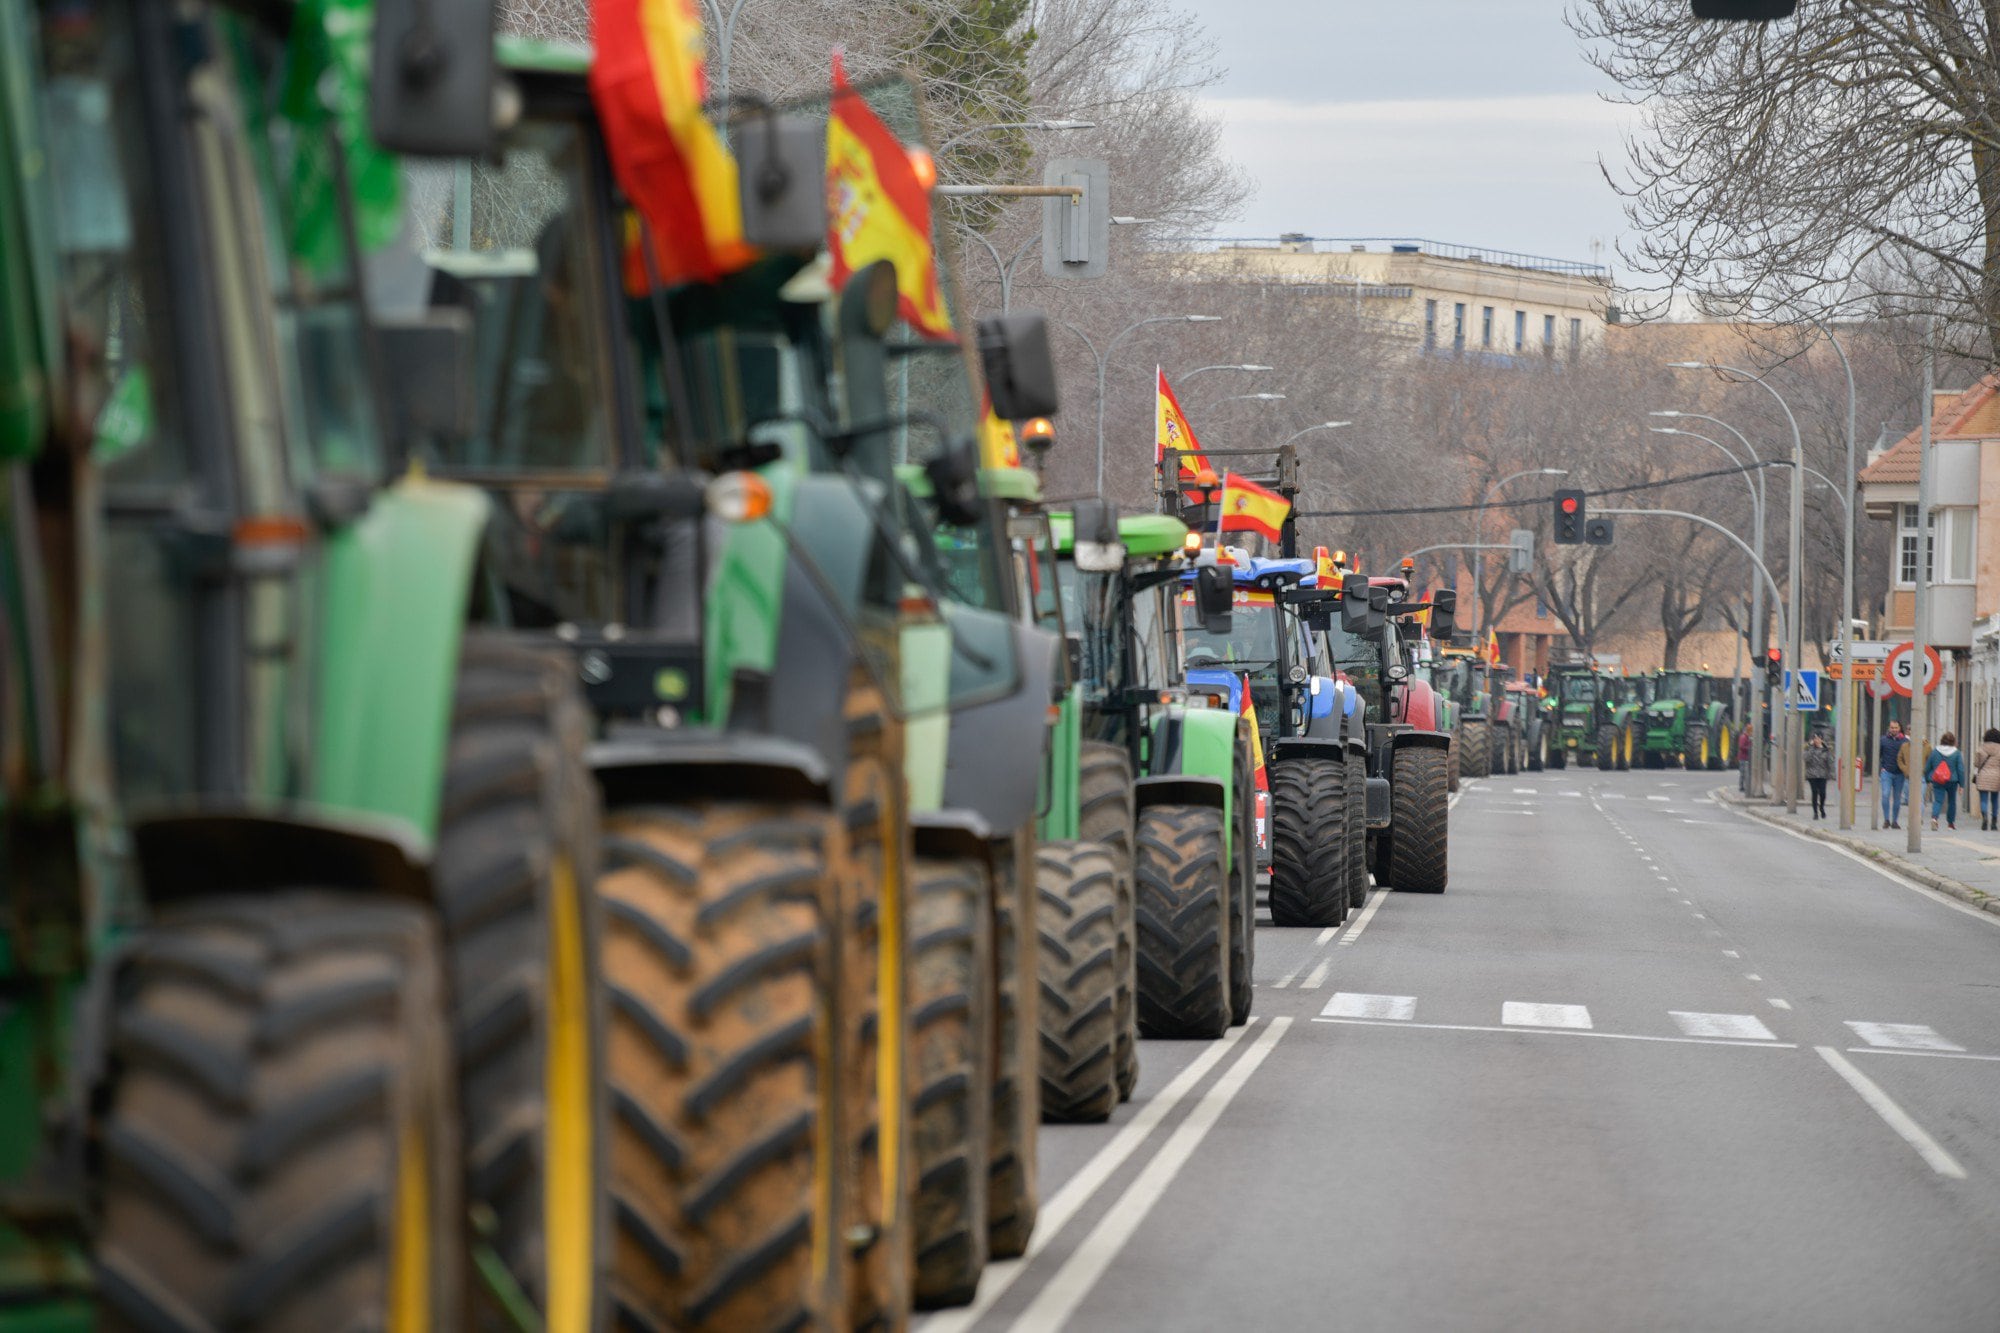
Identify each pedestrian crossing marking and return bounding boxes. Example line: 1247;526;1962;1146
1502;1002;1592;1029
1846;1022;1963;1052
1671;1011;1776;1040
1323;992;1414;1021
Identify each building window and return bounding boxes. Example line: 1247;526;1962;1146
1482;306;1494;348
1543;314;1556;347
1453;302;1465;350
1898;504;1977;585
1514;310;1526;351
1425;299;1437;347
1568;317;1582;353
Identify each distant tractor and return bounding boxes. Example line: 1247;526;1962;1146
1542;665;1611;769
1600;674;1655;771
1641;669;1735;769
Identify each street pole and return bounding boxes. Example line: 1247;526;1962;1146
1910;331;1935;854
1870;683;1884;831
1810;316;1860;829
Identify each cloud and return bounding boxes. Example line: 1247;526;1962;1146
1197;93;1643;263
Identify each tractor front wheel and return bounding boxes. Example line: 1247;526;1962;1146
1459;721;1491;779
1685;723;1709;771
1077;741;1139;1103
1384;747;1450;894
1345;750;1370;912
1135;805;1231;1039
1036;841;1121;1123
1228;726;1258;1026
1269;757;1349;928
986;831;1041;1260
1596;725;1617;772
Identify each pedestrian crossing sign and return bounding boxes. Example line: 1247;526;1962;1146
1784;668;1820;711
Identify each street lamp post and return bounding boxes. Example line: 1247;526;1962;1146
1672;362;1808;814
1473;468;1569;641
1281;421;1352;447
933;118;1096;154
1089;315;1222;493
1808;316;1860;828
1212;393;1287;404
1180;364;1274;381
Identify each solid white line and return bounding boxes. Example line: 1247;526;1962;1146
1299;958;1335;990
1002;1018;1293;1332
1847;1046;2000;1064
1815;1045;1968;1179
1768;998;1793;1010
1339;889;1389;946
920;1022;1260;1333
1314;927;1337;946
1312;1016;1794;1048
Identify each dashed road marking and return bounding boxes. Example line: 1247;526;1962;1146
1339;890;1389;946
1502;1002;1593;1029
1647;795;1672;802
1299;958;1335;990
1816;1045;1967;1179
1847;1022;1964;1052
1722;949;1741;958
1323;992;1415;1021
1513;787;1536;794
1314;927;1337;945
1672;1011;1777;1040
1769;998;1793;1010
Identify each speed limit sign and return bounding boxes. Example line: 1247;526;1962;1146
1884;641;1943;697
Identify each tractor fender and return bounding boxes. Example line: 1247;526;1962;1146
1398;678;1443;733
1272;736;1345;764
1133;773;1226;812
1392;729;1453;754
911;807;996;864
587;729;833;808
942;618;1061;839
1364;776;1392;828
129;806;433;906
1150;705;1239;785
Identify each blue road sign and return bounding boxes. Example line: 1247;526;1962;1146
1784;668;1820;712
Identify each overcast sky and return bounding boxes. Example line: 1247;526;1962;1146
1176;0;1641;268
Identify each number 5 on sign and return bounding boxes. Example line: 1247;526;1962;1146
1885;641;1943;697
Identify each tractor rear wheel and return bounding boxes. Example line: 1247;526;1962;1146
1529;728;1545;771
1076;741;1139;1103
435;634;604;1333
1620;725;1638;771
1346;751;1369;912
1446;734;1461;792
1135;805;1231;1039
599;803;830;1332
1459;721;1491;778
1035;841;1120;1123
1269;758;1348;928
1596;725;1617;771
986;830;1041;1260
1685;723;1709;771
1228;726;1257;1026
97;894;462;1333
1503;729;1519;775
1716;723;1734;771
1384;747;1450;894
908;855;994;1307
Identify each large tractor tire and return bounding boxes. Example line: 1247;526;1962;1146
1035;841;1120;1123
1268;758;1349;928
435;634;604;1333
836;671;912;1332
907;855;994;1307
1076;741;1139;1103
1446;733;1461;792
1384;747;1450;894
987;831;1041;1260
97;894;462;1333
1685;722;1710;771
1619;725;1638;771
599;804;831;1332
1228;727;1258;1026
1459;720;1491;779
1529;727;1545;771
1345;750;1369;912
1135;805;1231;1039
1502;728;1519;775
1596;725;1617;772
1715;722;1734;771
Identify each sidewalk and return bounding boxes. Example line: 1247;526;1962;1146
1718;782;2000;919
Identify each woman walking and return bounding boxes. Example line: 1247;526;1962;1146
1973;728;2000;830
1926;731;1967;832
1803;733;1833;820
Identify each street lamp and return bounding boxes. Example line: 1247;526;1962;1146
1671;361;1808;813
1213;393;1287;404
1281;421;1352;446
1073;315;1224;492
934;118;1096;153
1472;468;1569;638
1181;364;1273;380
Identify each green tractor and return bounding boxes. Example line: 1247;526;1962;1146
3;8;607;1329
1640;669;1735;769
1541;665;1611;769
1599;674;1654;771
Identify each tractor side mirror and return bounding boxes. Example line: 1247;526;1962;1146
735;112;827;251
977;313;1060;421
1305;604;1332;635
1430;589;1457;644
924;438;984;527
377;310;475;458
1340;574;1370;634
1367;588;1390;637
370;0;496;156
1072;498;1122;573
1195;566;1233;634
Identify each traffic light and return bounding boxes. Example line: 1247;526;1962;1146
1553;489;1586;544
1584;515;1614;546
1764;646;1783;687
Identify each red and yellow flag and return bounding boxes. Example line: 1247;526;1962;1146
1218;471;1290;543
1239;678;1269;793
1485;627;1501;664
1156;368;1213;498
589;0;753;289
826;54;953;339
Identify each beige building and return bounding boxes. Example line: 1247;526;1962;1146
1173;235;1617;355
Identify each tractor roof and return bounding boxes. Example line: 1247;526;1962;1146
499;37;592;76
1049;510;1190;558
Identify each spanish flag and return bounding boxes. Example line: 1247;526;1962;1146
1156;368;1213;498
1485;627;1500;664
589;0;753;289
1239;679;1269;793
826;54;954;339
1218;471;1290;543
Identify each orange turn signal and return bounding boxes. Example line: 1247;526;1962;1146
908;148;938;191
1184;532;1202;553
707;471;773;522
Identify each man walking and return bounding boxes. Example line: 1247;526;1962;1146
1879;719;1910;829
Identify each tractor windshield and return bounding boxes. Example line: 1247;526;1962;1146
1562;675;1599;702
1659;674;1702;706
1180;592;1279;676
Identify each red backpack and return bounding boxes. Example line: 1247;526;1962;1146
1932;757;1954;785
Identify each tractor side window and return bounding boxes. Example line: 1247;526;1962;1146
1132;584;1174;691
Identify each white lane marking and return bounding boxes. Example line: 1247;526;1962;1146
1815;1045;1968;1179
1672;1011;1777;1040
1513;787;1536;794
1647;795;1672;802
1745;973;1762;981
1499;811;1538;817
1315;1016;1796;1049
1722;950;1741;958
1656;874;1672;882
1269;969;1297;989
921;1022;1261;1333
1323;991;1415;1020
1561;791;1584;797
1299;958;1335;990
1502;1002;1593;1029
1313;927;1337;945
1602;794;1627;800
1847;1022;1964;1052
1849;1046;2000;1063
1718;799;2000;930
1769;998;1793;1010
1003;1018;1292;1332
1692;912;1708;920
1339;889;1389;946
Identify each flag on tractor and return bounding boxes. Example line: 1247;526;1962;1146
1485;627;1500;664
826;53;953;339
1238;675;1269;793
1217;471;1290;543
589;0;754;289
1156;367;1213;498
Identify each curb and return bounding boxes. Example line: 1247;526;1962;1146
1717;789;2000;919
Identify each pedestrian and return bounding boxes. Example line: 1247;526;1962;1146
1974;727;2000;831
1879;720;1909;828
1803;733;1833;820
1925;731;1966;831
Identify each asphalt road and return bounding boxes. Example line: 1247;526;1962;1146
925;768;2000;1332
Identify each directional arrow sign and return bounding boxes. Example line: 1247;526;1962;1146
1784;668;1820;712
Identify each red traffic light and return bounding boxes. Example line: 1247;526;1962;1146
1560;497;1580;514
1766;647;1782;662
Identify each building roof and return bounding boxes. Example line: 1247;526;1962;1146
1857;374;2000;485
